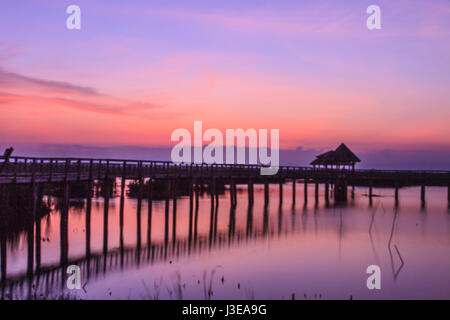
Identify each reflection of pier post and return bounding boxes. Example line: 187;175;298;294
278;207;282;235
35;217;41;273
60;181;69;268
194;182;199;242
228;205;236;240
136;178;143;253
263;204;269;235
172;179;177;245
246;205;253;237
147;178;153;249
188;179;193;244
0;233;6;292
164;179;170;250
119;162;126;267
27;221;34;298
209;179;215;245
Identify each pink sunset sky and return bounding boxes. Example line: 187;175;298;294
0;0;449;153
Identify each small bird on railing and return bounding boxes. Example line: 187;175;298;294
0;147;14;173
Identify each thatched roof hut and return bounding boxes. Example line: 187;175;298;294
310;143;360;170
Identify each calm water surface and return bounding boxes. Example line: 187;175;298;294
2;183;450;299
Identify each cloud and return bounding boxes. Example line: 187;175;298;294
0;67;163;118
0;68;99;96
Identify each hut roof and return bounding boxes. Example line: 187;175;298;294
310;143;360;165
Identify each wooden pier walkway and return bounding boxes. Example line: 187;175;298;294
0;155;449;206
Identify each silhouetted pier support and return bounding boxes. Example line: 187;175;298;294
279;182;283;207
351;185;355;200
395;185;399;206
334;179;348;202
448;184;450;209
264;180;269;206
147;178;153;246
292;179;296;206
248;179;254;206
421;185;426;207
314;183;319;203
188;179;193;243
325;182;330;204
164;181;170;246
0;233;6;288
369;181;373;206
304;181;308;203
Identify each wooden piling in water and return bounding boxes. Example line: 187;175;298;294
147;178;153;247
292;179;296;206
314;182;319;203
188;179;193;242
248;178;254;206
448;184;450;208
304;181;308;203
172;179;177;244
264;179;269;206
421;184;426;207
279;182;283;207
395;184;399;206
325;181;329;203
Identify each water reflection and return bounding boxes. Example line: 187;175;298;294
1;183;450;299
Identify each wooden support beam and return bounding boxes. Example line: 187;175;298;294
264;179;269;206
421;184;426;207
147;178;153;247
314;182;319;203
279;181;283;207
292;179;296;206
395;185;399;206
304;181;308;203
172;179;177;244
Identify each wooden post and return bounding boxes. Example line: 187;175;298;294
325;181;329;203
26;221;34;298
172;179;177;244
147;178;153;247
314;182;319;203
264;179;269;206
164;180;170;246
136;178;143;251
248;178;254;206
279;181;283;207
304;181;308;203
188;179;194;243
351;184;355;199
421;184;426;207
395;184;399;206
194;182;199;241
369;181;373;206
0;233;6;287
292;179;296;206
448;183;450;209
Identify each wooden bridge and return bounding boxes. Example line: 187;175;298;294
0;155;449;205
